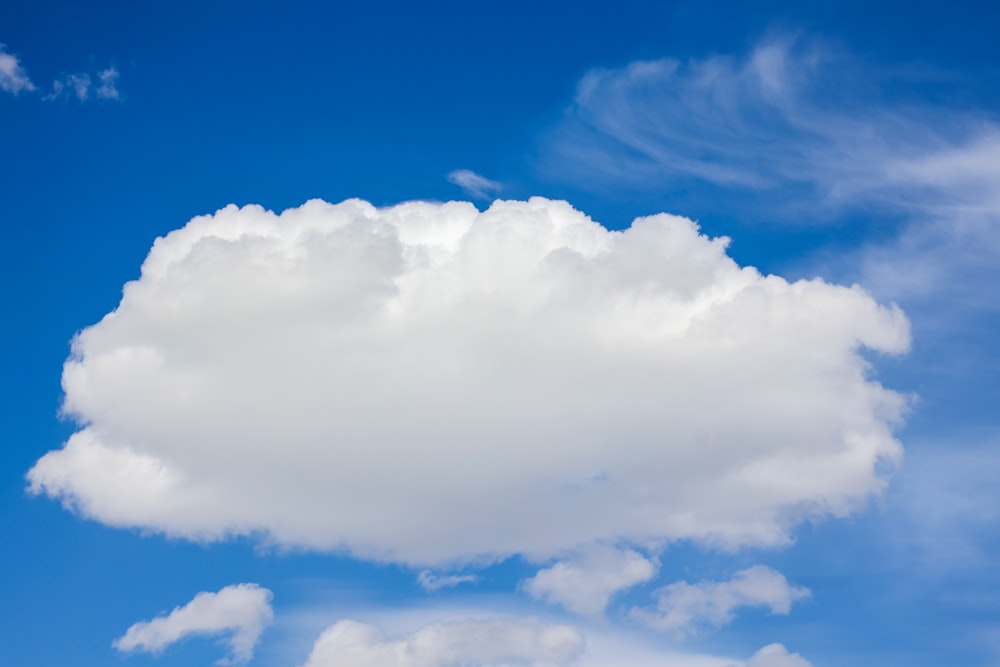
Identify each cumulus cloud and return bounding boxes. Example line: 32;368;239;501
447;169;502;199
742;643;813;667
633;566;809;634
301;617;584;667
0;44;35;94
523;545;657;616
113;583;273;664
27;197;908;564
417;571;480;592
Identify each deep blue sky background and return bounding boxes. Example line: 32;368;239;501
3;2;1000;666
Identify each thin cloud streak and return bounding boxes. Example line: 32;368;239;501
447;169;502;199
543;35;1000;309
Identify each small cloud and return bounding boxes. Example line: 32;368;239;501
633;566;810;635
446;169;502;199
0;43;35;95
112;583;273;664
523;545;658;616
44;67;121;102
743;643;813;667
96;67;120;99
301;617;584;667
417;570;479;592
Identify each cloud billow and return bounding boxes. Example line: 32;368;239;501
301;618;583;667
27;197;908;564
113;583;273;664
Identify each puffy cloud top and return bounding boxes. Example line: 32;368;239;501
28;198;909;564
302;618;584;667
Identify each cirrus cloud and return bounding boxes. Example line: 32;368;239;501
27;197;908;565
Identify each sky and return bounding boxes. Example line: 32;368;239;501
2;1;1000;666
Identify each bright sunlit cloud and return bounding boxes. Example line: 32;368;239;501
27;197;908;565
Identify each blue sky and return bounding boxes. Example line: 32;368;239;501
3;2;1000;666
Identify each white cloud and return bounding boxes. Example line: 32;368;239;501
523;545;657;616
633;566;809;634
418;571;480;592
742;643;812;667
43;67;122;102
543;36;1000;308
301;617;584;667
27;197;908;565
0;44;35;94
113;583;273;664
447;169;502;199
545;35;994;210
96;67;121;99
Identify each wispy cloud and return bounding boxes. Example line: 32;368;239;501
113;584;273;664
44;66;121;102
632;566;809;635
545;35;997;212
0;40;121;102
0;44;35;95
446;169;502;199
543;35;1000;310
417;571;479;592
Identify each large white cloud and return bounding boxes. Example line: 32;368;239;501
301;617;583;667
27;197;908;564
113;583;273;664
633;566;809;634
